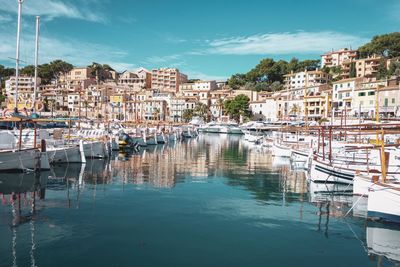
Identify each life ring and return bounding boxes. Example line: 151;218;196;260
25;100;34;110
35;101;44;112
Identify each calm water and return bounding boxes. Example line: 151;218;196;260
1;134;399;267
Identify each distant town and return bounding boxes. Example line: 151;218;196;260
1;32;399;123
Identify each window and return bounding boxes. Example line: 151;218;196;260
346;92;350;97
339;93;343;99
358;92;366;97
369;100;373;105
367;91;375;96
392;98;395;104
347;83;350;87
384;98;389;106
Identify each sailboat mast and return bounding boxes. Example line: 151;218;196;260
14;0;24;113
33;16;40;108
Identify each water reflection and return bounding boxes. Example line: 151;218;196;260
367;224;400;264
0;133;399;267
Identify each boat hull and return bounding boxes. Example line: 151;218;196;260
0;149;41;171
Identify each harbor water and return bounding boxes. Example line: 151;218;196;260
0;134;399;267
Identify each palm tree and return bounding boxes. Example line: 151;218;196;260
290;104;301;117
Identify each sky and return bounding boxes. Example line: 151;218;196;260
0;0;398;80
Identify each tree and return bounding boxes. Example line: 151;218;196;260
227;73;246;89
20;65;35;76
349;62;357;78
224;94;250;122
0;65;15;88
193;102;210;121
48;59;73;83
290;104;301;117
182;109;194;122
269;81;283;92
358;32;400;58
377;58;388;79
388;60;400;76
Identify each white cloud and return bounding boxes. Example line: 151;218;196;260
207;31;368;55
0;26;131;72
144;54;182;64
0;0;106;23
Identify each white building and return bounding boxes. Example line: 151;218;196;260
170;96;197;122
249;98;277;121
5;76;41;99
284;70;329;91
332;77;362;113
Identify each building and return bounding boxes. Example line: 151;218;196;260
321;48;358;68
5;75;41;99
284;70;330;92
332;77;363;114
67;67;94;81
192;80;217;91
118;68;152;90
249;98;277;121
354;55;385;78
151;68;188;93
170;96;197;122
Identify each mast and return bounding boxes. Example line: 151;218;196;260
33;16;40;109
14;0;24;113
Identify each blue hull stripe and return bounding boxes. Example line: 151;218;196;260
368;211;400;223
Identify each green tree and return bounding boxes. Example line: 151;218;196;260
193;102;210;121
358;32;400;58
20;65;35;76
388;60;400;76
182;109;194;122
269;81;283;92
227;73;246;89
224;94;250;122
349;62;357;78
377;58;388;79
48;59;73;83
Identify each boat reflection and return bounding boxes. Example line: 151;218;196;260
367;224;400;265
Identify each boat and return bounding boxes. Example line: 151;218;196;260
367;182;400;223
0;131;41;171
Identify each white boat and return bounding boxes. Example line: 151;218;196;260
0;131;42;171
83;141;107;158
271;141;292;157
156;133;166;144
0;148;41;171
144;133;157;145
243;131;262;143
307;157;355;185
47;145;83;163
367;182;400;223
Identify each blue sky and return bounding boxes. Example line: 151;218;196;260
0;0;398;80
